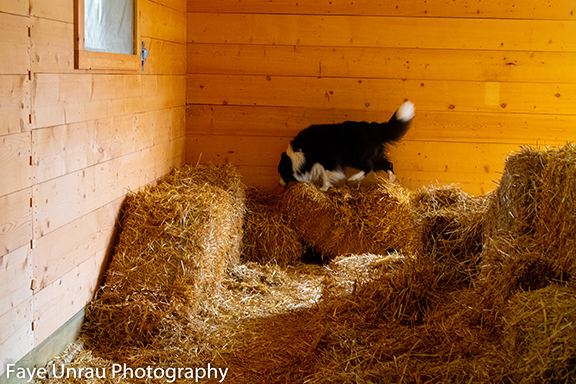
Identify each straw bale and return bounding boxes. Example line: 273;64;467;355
241;187;304;265
503;283;576;382
309;255;513;384
82;164;246;358
219;309;325;384
35;146;576;384
479;145;576;313
412;185;492;289
161;163;246;267
278;173;416;259
535;143;576;275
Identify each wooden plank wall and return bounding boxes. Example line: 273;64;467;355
186;0;576;196
0;0;187;375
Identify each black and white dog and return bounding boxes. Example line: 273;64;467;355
278;101;414;191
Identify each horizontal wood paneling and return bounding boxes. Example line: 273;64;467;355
33;150;152;238
0;0;29;16
0;246;33;312
0;133;32;197
187;1;576;196
0;189;32;257
32;73;185;128
0;12;30;75
186;105;576;146
29;0;73;23
187;134;291;167
188;44;576;84
33;251;106;346
33;198;121;290
188;75;576;115
188;0;576;20
189;13;576;52
186;133;511;195
32;107;184;183
388;141;512;195
142;37;187;75
30;18;186;75
0;75;30;136
30;17;74;73
1;0;188;370
0;297;34;375
141;0;187;43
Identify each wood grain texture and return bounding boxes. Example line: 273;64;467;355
0;0;30;16
0;133;32;197
0;246;33;312
188;74;576;115
0;189;32;257
29;0;73;23
32;73;186;128
188;13;576;52
1;0;188;371
30;17;74;74
188;43;576;84
33;198;121;290
32;107;185;183
0;297;34;376
0;12;30;75
141;0;187;43
0;75;30;136
188;0;576;20
187;105;576;145
33;251;106;346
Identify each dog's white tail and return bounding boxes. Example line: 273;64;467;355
396;101;415;122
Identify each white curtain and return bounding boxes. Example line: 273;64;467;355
85;0;134;55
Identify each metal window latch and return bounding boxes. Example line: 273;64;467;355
141;41;149;71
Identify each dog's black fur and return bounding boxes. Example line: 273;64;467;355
278;101;414;191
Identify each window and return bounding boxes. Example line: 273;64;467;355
75;0;141;71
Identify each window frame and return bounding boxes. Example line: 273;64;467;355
74;0;141;71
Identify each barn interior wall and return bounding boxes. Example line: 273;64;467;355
186;0;576;196
0;0;187;376
2;0;576;378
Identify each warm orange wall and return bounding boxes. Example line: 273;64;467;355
0;0;187;373
186;0;576;196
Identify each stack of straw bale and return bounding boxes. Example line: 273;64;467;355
83;164;245;359
37;145;576;384
278;173;417;259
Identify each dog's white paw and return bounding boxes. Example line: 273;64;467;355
347;170;366;182
387;170;396;182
